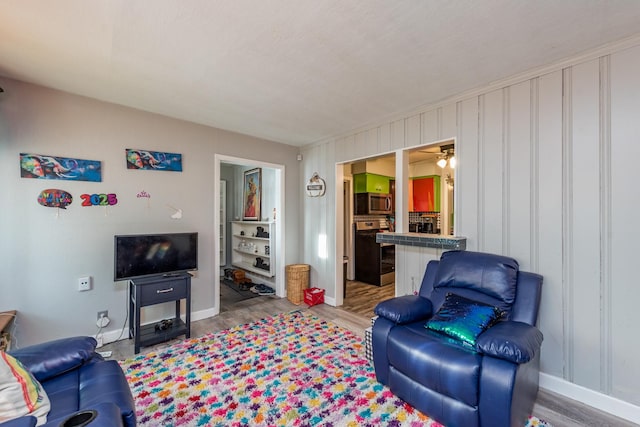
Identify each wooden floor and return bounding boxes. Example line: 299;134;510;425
342;279;396;318
104;290;635;427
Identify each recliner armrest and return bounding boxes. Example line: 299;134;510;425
374;295;433;325
9;336;100;382
476;321;543;364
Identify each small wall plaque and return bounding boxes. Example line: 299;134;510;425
306;172;326;197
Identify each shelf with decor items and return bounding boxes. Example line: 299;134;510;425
231;221;275;277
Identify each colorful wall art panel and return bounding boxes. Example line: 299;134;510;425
37;189;72;209
20;153;102;182
80;193;118;206
126;149;183;171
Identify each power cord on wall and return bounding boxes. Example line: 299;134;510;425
95;312;112;348
113;298;130;343
93;296;130;350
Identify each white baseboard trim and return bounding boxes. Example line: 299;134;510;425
540;373;640;424
95;328;126;347
190;307;217;322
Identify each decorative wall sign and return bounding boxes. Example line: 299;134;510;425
37;189;72;209
166;204;183;219
136;190;151;199
126;149;182;171
243;168;261;221
306;172;326;197
137;190;151;208
20;153;102;182
80;193;118;206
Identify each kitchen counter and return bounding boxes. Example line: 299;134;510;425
376;232;466;250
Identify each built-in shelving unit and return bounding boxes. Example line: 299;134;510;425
231;221;275;277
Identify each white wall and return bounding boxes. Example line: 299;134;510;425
300;41;640;414
0;78;300;347
220;164;235;266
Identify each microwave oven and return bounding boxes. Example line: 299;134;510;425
355;193;393;215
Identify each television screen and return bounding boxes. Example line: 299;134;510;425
114;232;198;281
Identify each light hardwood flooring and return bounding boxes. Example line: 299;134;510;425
342;280;396;318
103;291;635;427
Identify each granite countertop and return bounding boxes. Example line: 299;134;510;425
376;232;466;250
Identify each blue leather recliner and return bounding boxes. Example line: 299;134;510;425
373;250;543;427
2;337;135;427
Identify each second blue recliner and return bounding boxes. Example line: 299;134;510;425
372;250;544;427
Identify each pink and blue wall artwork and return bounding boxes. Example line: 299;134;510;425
20;153;102;182
126;149;182;171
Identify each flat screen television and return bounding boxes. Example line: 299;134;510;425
114;232;198;281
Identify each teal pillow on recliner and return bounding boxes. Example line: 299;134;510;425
425;293;503;347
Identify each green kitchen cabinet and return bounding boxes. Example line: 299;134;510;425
353;173;391;193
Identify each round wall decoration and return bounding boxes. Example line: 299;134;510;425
306;172;326;197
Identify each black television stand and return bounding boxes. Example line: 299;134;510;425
128;273;191;354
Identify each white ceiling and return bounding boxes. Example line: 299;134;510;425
2;1;640;147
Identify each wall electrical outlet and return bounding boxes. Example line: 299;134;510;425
78;276;91;291
96;310;110;328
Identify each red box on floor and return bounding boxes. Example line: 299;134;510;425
304;287;325;306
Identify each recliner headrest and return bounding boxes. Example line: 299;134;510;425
433;251;518;309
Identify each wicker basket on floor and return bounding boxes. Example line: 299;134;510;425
286;264;310;305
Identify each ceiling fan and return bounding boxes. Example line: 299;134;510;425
436;144;456;169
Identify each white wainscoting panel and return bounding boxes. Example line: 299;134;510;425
505;80;533;270
610;44;640;405
479;89;505;254
568;58;603;391
301;39;640;412
395;245;442;296
406;114;421;148
456;98;480;252
536;69;565;378
390;118;405;150
440;103;457;140
422;109;439;145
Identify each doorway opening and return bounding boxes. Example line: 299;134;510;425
340;154;397;318
214;154;285;315
337;139;456;318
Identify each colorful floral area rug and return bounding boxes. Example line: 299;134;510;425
120;311;552;426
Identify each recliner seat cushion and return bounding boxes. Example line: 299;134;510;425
387;323;482;407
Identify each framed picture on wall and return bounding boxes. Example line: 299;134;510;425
242;168;261;221
125;148;183;171
20;153;102;182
